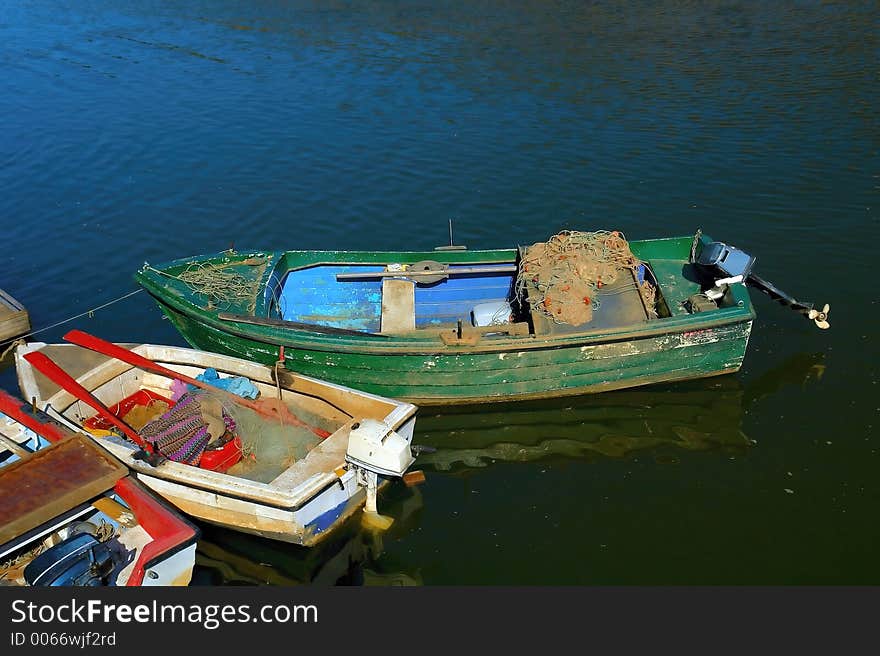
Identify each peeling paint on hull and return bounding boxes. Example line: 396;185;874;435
161;301;753;404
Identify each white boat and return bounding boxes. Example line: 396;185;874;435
0;388;198;586
15;336;419;546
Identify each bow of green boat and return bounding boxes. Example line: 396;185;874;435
134;231;827;404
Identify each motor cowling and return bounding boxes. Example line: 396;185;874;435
694;241;756;282
345;418;415;478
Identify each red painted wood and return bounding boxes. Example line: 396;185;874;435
22;351;151;451
115;476;197;586
0;387;70;444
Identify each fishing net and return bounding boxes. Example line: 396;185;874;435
223;402;329;484
0;543;46;584
121;399;170;430
132;386;335;480
515;230;657;326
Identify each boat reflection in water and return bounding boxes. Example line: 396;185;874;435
192;485;425;586
415;380;749;471
414;352;827;472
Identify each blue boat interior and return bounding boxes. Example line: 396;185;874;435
272;263;517;333
268;257;665;337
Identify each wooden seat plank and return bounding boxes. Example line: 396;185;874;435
380;279;416;333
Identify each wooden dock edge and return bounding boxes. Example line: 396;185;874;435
0;287;30;343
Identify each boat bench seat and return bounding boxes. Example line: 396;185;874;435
380;279;415;334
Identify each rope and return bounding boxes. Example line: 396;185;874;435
0;288;143;355
142;258;266;312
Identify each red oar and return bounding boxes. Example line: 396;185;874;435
22;351;153;453
63;329;331;439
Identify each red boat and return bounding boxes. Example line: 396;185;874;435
0;388;198;586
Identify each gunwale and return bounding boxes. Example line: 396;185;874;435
136;237;754;354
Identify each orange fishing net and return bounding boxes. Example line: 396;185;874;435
516;230;657;326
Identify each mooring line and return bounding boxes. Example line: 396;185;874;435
0;288;144;357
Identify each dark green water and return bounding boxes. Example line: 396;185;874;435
1;1;876;584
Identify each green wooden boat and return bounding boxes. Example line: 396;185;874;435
134;230;828;405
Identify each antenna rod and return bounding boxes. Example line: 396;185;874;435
449;219;454;247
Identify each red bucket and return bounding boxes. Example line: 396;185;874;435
198;435;243;472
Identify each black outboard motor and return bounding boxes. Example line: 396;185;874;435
24;533;121;586
695;241;757;283
691;231;830;330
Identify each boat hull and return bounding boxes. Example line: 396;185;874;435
135;471;372;547
135;234;757;404
158;300;753;404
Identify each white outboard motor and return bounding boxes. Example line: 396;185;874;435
345;419;415;518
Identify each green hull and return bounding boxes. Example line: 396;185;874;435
136;234;756;404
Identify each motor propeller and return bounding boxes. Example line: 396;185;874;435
808;303;831;330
